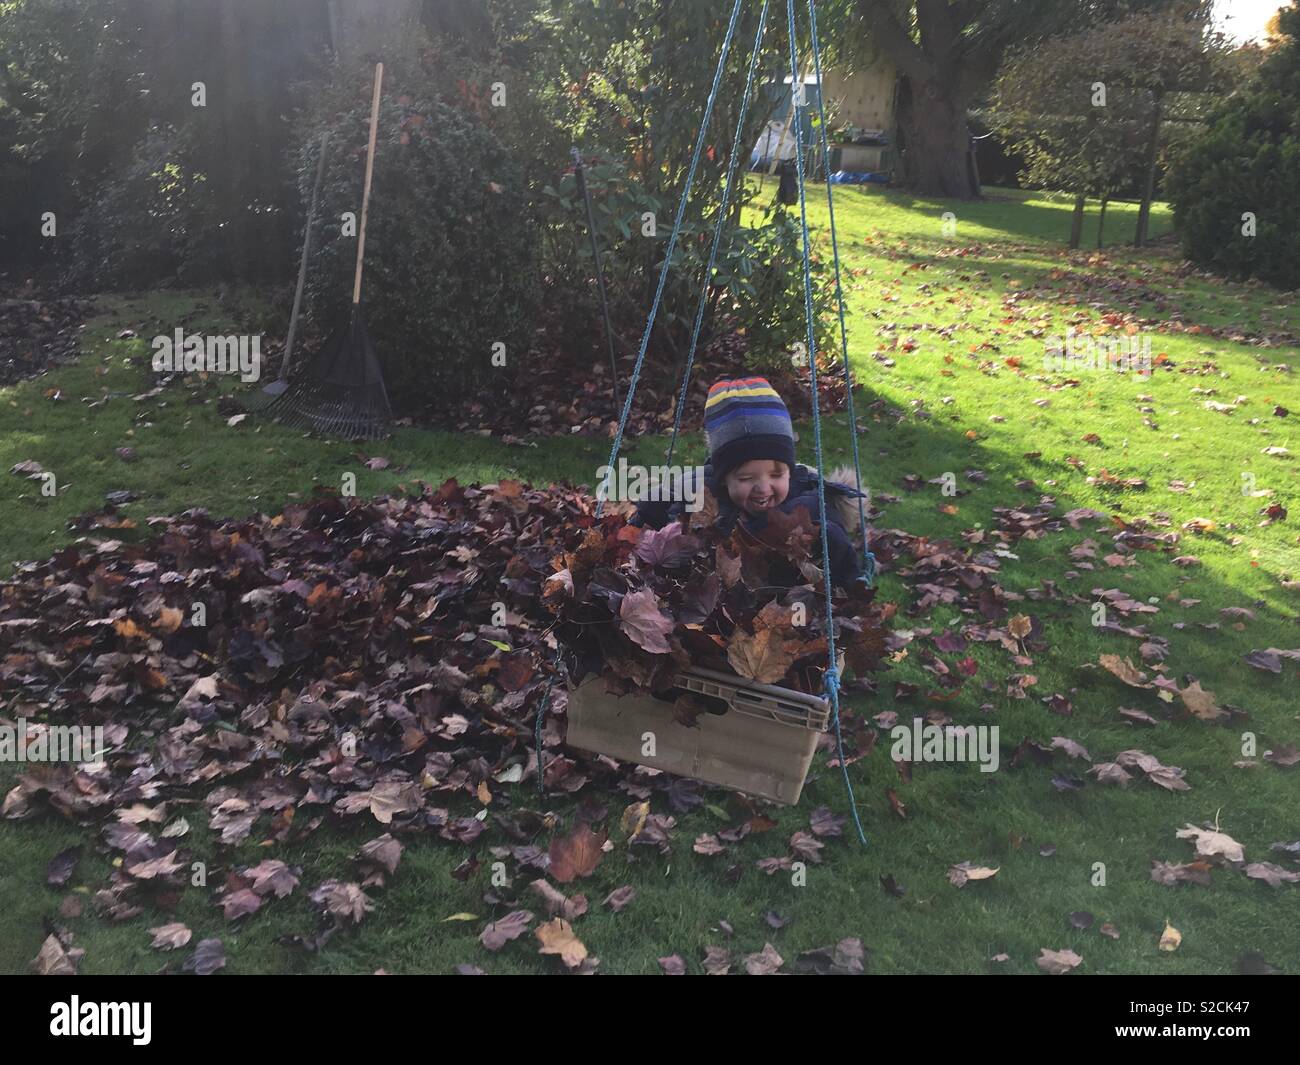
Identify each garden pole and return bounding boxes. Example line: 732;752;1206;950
265;131;329;397
572;147;621;412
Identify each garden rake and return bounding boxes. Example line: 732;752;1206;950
268;62;393;440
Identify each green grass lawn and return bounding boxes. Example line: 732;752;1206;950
2;184;1298;975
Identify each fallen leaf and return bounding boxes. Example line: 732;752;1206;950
619;589;674;653
31;934;84;975
480;909;534;951
1176;823;1244;863
743;942;785;975
1244;862;1300;887
219;888;263;920
46;846;80;887
1099;654;1149;688
1179;680;1226;722
947;862;999;887
726;627;796;684
356;835;403;877
536;917;588;968
309;880;374;926
148;922;192;950
1035;947;1081;974
528;879;588;921
247;858;301;897
549;822;606;883
184;938;225;975
1151;860;1213;887
620;801;650;840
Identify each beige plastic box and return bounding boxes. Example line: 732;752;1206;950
565;665;832;805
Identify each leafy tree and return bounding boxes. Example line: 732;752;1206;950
991;4;1228;247
0;0;329;284
1265;3;1294;45
818;0;1175;198
992;51;1148;248
1166;2;1300;287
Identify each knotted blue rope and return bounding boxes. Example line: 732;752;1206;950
535;671;554;797
596;0;747;518
805;0;876;584
557;0;743;800
786;0;866;847
666;0;771;469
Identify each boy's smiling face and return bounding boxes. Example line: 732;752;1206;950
724;459;790;515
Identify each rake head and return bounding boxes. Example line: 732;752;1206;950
265;311;393;441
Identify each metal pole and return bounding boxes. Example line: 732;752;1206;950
267;131;329;395
572;147;621;413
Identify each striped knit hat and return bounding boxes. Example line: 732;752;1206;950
703;377;796;484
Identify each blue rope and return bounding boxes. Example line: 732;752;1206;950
596;0;747;518
535;672;554;797
805;0;875;585
786;0;867;847
666;0;772;470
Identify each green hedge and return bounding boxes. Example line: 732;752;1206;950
1167;8;1300;289
299;93;540;411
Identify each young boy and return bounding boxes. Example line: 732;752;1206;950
632;376;870;591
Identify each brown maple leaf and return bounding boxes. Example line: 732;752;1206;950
149;923;192;950
536;917;588;968
310;880;374;926
755;505;817;561
1035;947;1082;974
726;627;797;684
1179;680;1226;722
618;588;674;654
480;909;533;951
548;822;606;884
1098;654;1150;688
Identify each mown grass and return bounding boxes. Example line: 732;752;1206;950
1;183;1297;975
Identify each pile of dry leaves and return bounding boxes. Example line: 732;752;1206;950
3;476;889;970
543;488;894;705
0;293;98;387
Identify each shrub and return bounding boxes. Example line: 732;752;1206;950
298;87;540;410
1166;6;1300;289
542;160;834;372
712;202;836;373
67;124;287;290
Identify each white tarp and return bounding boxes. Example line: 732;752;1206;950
750;119;796;167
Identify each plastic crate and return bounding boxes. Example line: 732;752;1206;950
565;665;832;805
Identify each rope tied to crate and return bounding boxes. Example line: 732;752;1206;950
535;672;555;797
544;0;871;845
803;0;876;585
594;0;747;521
785;0;867;846
664;0;772;470
535;0;746;802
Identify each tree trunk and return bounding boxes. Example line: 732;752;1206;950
895;75;979;199
1069;193;1086;250
1097;194;1108;249
1134;91;1164;248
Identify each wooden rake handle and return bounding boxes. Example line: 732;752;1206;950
352;62;383;306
